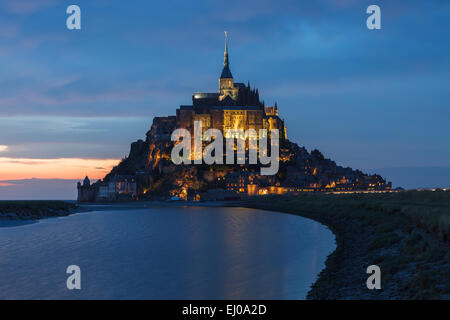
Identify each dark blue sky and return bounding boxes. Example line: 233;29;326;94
0;0;449;196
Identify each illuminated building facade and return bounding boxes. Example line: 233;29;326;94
174;33;287;144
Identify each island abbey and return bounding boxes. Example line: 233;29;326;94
78;33;391;202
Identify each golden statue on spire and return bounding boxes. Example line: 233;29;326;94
224;31;228;51
223;31;229;68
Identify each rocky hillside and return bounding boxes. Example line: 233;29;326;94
98;117;390;200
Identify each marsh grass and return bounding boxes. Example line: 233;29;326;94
259;190;450;242
243;190;450;299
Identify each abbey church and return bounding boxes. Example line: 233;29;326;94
153;32;287;144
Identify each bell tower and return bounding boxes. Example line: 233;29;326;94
219;31;237;101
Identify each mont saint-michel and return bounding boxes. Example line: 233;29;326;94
77;35;391;202
2;2;450;303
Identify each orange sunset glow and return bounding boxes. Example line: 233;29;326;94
0;157;120;181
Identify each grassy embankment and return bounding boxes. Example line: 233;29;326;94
0;201;78;220
243;190;450;299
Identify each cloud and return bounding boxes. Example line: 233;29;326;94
0;145;8;152
0;70;188;116
1;0;57;15
0;116;151;159
0;23;19;38
0;157;120;180
0;179;78;200
0;182;15;187
0;0;447;118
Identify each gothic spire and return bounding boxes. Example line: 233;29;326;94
220;31;233;79
224;31;229;68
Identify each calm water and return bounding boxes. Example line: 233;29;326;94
0;205;335;299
